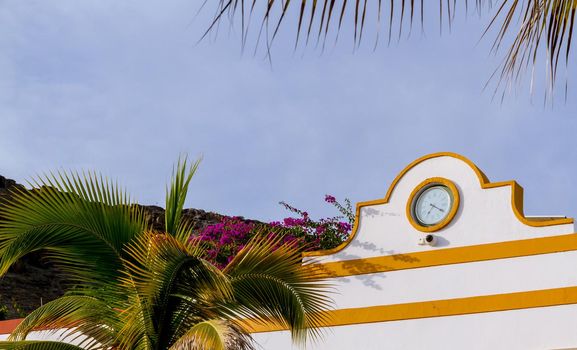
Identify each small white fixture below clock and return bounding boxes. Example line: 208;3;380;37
418;234;438;246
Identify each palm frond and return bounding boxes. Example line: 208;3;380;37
487;0;576;95
0;171;147;285
118;232;234;349
203;0;575;95
165;157;201;241
206;0;483;48
0;341;87;350
0;161;334;350
223;232;334;346
9;295;121;350
169;319;255;350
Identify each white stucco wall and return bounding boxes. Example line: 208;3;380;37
253;304;577;350
317;155;573;264
330;250;577;309
254;153;577;349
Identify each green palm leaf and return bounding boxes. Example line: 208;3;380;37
204;0;576;95
169;319;255;350
118;232;234;349
0;171;147;285
0;341;86;350
165;157;201;242
8;295;121;349
0;159;333;350
223;233;333;345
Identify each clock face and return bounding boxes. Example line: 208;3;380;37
413;185;453;226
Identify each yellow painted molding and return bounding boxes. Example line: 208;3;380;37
247;286;577;333
310;233;577;278
405;177;460;233
304;152;574;258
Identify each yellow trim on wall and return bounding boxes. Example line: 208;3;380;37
247;286;577;332
310;233;577;278
304;152;574;258
405;177;460;233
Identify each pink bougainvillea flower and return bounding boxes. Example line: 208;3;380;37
324;195;336;203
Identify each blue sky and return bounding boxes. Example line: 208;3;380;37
0;1;575;223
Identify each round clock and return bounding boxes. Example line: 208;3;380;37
406;177;460;232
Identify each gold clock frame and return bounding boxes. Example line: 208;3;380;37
406;177;460;232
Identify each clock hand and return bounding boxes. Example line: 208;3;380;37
431;204;445;212
427;204;434;216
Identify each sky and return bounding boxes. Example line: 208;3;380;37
0;1;575;223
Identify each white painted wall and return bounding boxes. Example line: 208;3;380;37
253;304;577;350
255;154;577;349
317;156;574;264
331;250;577;309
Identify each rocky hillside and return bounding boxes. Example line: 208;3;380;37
0;175;257;319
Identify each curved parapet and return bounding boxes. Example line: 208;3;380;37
252;153;577;349
305;152;574;263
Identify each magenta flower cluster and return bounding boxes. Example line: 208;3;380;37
198;216;253;246
324;195;336;203
191;195;355;269
192;216;255;268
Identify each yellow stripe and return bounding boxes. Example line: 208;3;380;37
304;152;574;258
248;286;577;332
312;233;577;278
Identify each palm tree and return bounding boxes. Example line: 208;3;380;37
0;159;331;349
204;0;575;95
